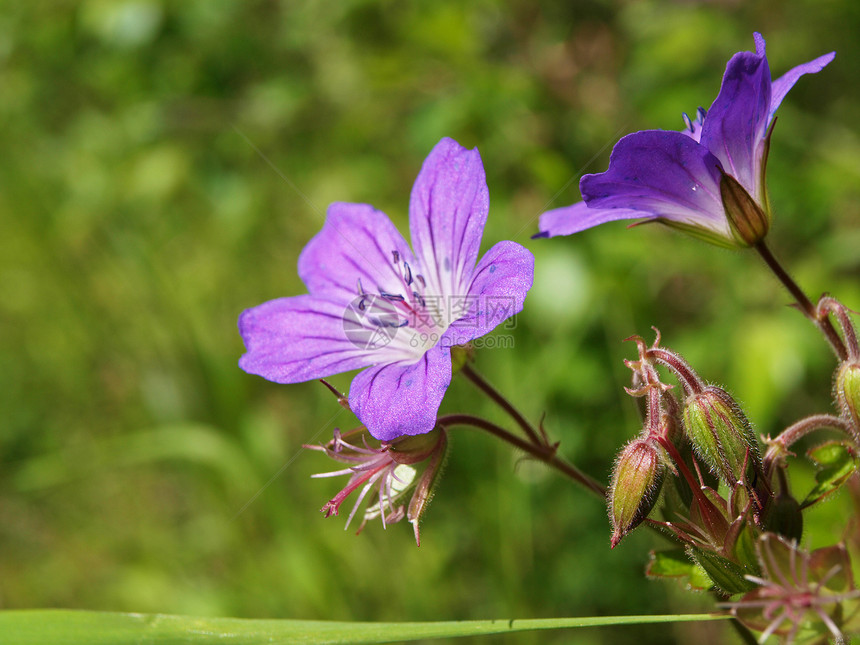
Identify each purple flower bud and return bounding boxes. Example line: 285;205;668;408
682;386;760;485
609;439;665;548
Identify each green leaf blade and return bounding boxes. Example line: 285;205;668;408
0;609;731;645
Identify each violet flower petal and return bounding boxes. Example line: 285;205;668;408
537;201;655;238
443;240;534;346
769;50;835;120
298;202;416;304
238;295;373;383
349;346;452;441
580;130;726;234
699;50;770;195
408;137;489;300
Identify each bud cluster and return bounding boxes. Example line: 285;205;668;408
608;331;786;594
611;306;860;616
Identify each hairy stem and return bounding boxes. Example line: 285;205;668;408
763;414;856;476
754;241;847;360
439;413;606;499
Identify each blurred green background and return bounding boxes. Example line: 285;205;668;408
1;1;859;643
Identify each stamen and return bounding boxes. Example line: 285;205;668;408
391;250;400;264
356;278;365;295
379;291;405;302
682;112;693;131
367;315;408;329
403;261;413;285
416;274;426;288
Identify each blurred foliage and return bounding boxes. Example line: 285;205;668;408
0;1;858;644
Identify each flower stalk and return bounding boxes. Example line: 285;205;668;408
753;241;847;360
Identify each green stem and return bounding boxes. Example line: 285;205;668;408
754;241;847;360
439;413;606;499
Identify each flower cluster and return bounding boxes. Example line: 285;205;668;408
236;31;858;645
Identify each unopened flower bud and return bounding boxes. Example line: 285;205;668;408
720;170;770;247
835;361;860;431
682;386;760;485
763;489;804;542
609;439;664;548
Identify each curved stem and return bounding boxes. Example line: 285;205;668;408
763;414;856;476
439;413;606;499
754;241;847;360
460;364;544;446
774;414;854;448
646;348;704;396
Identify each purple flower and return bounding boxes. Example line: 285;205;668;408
538;33;835;248
239;138;534;441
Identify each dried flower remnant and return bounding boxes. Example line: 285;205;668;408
723;534;860;643
306;427;447;545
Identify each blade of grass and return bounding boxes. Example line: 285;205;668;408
0;609;729;644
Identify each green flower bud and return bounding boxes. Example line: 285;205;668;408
609;439;664;548
682;386;760;485
720;170;770;247
762;490;803;542
835;361;860;430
